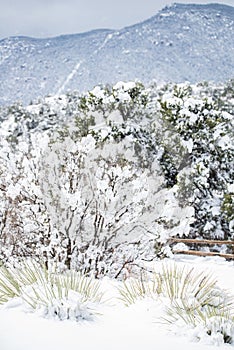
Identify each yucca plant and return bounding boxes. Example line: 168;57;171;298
0;260;105;321
155;263;234;345
0;264;21;304
164;300;234;344
16;259;49;286
155;262;218;304
119;262;234;335
118;272;159;306
118;262;219;307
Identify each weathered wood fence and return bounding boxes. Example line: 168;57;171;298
169;238;234;260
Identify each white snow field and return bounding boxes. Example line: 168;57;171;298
0;255;234;350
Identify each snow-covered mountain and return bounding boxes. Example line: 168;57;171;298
0;3;234;105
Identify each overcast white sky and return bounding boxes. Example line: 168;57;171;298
0;0;234;39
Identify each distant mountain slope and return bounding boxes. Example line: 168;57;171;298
0;3;234;105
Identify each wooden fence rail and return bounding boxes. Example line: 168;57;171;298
168;238;234;260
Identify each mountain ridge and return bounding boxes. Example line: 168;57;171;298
0;2;233;105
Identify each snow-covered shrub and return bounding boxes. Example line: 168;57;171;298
159;83;234;240
33;83;194;274
203;314;234;345
0;80;233;271
0;260;104;321
221;189;234;235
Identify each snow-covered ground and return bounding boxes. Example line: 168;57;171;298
0;255;233;350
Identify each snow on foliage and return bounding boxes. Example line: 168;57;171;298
118;261;234;346
0;80;233;276
0;259;104;321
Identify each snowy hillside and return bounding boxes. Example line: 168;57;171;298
0;3;234;105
